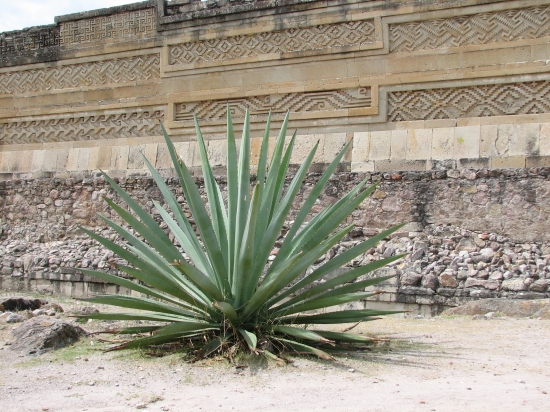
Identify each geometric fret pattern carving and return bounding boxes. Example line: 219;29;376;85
0;25;60;55
169;20;376;65
390;6;550;52
59;8;155;46
175;88;371;121
387;81;550;122
0;111;164;145
0;54;160;95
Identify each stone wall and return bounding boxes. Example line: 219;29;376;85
3;0;550;178
1;168;548;314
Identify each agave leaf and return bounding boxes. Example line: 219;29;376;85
271;255;404;312
99;171;175;253
256;111;272;195
116;326;163;335
102;197;183;265
240;252;303;320
194;116;229;269
273;325;334;345
199;337;223;358
247;137;318;298
226;107;238;286
273;139;352;264
263;224;354;303
78;268;198;311
238;329;258;350
107;322;219;351
79;227;208;307
284;178;373;257
142;155;211;275
160;122;230;296
280;309;401;325
232;110;252;291
233;184;261;307
76;312;197;322
268;224;406;307
81;295;203;319
214;301;239;324
273;292;378;317
87;217;211;306
314;330;378;344
276;338;334;360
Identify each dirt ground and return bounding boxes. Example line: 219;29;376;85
1;294;549;412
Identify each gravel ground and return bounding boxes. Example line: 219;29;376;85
0;294;549;412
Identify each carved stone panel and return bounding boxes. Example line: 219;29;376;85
59;8;156;46
169;20;376;66
388;81;550;122
0;110;164;145
390;6;550;53
0;54;160;95
0;25;60;55
174;87;372;121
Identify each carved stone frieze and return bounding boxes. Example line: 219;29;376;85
59;8;156;46
0;25;60;55
390;6;550;53
387;81;550;122
0;110;164;145
0;54;160;95
169;20;376;65
174;87;372;121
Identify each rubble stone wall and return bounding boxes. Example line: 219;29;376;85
1;168;548;314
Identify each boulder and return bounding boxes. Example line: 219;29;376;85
10;317;87;355
1;298;45;312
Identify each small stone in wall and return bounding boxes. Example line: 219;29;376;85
501;278;527;291
439;273;458;288
529;279;549;293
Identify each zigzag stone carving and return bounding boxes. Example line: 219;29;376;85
0;110;163;145
0;54;160;94
0;54;160;95
59;8;155;46
175;88;372;121
387;81;550;122
169;20;376;65
390;6;550;53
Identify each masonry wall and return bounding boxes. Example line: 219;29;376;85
1;0;550;311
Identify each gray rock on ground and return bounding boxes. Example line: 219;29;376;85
442;298;550;318
10;317;87;355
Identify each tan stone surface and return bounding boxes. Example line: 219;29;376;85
2;0;550;176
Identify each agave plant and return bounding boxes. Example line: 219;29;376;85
78;110;405;360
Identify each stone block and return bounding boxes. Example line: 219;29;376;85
350;161;374;172
406;128;432;160
501;278;527;291
390;129;407;160
323;133;347;163
351;132;369;163
9;150;33;172
54;149;70;172
453;126;480;159
88;146;112;171
207;138;228;166
526;155;550;167
31;150;46;172
374;159;427;171
369;130;391;161
431;128;453;160
66;148;90;171
540;123;550;156
491;156;525;169
497;123;539;157
110;145;129;171
480;124;498;157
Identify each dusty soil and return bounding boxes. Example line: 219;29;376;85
1;294;549;412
